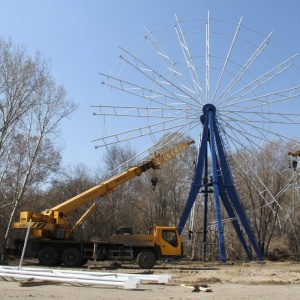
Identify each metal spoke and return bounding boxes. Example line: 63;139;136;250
211;17;243;103
215;32;273;105
92;104;193;119
219;54;298;107
174;14;205;103
143;25;201;109
93;114;199;148
119;46;200;105
220;86;300;112
222;110;300;125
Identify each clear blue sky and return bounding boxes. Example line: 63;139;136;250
0;0;300;170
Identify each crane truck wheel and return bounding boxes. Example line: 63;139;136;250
62;247;82;267
38;246;60;266
137;249;156;269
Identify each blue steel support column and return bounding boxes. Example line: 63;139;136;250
215;159;254;260
202;145;209;260
208;110;226;262
212;116;263;260
178;113;209;234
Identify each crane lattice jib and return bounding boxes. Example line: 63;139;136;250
150;140;195;169
44;139;194;215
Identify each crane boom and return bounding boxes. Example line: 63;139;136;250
13;139;194;239
47;139;194;214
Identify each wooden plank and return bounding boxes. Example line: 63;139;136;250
180;284;212;292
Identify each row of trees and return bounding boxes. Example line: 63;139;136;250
1;37;299;262
4;136;299;261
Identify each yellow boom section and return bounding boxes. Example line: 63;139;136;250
45;165;149;215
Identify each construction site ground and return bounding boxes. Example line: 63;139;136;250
1;259;300;300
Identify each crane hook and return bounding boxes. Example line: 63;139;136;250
151;177;158;190
292;160;298;171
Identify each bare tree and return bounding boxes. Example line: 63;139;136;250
232;141;298;258
91;143;140;238
135;134;196;229
0;37;77;252
0;39;47;159
44;163;96;240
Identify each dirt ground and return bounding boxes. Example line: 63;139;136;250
1;259;300;300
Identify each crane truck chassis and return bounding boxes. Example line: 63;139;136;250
10;140;193;269
14;225;183;269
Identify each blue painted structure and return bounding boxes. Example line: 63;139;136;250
178;104;263;261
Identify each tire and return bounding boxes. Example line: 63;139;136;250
38;246;60;266
62;247;82;267
137;249;156;269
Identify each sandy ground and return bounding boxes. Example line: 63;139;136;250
1;260;300;299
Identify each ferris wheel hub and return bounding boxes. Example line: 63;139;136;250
202;103;216;113
200;104;216;124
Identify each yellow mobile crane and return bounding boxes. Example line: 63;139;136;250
12;140;194;268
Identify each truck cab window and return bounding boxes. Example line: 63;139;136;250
162;230;178;247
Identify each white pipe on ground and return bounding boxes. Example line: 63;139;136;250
0;271;138;289
0;267;140;284
1;266;172;283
